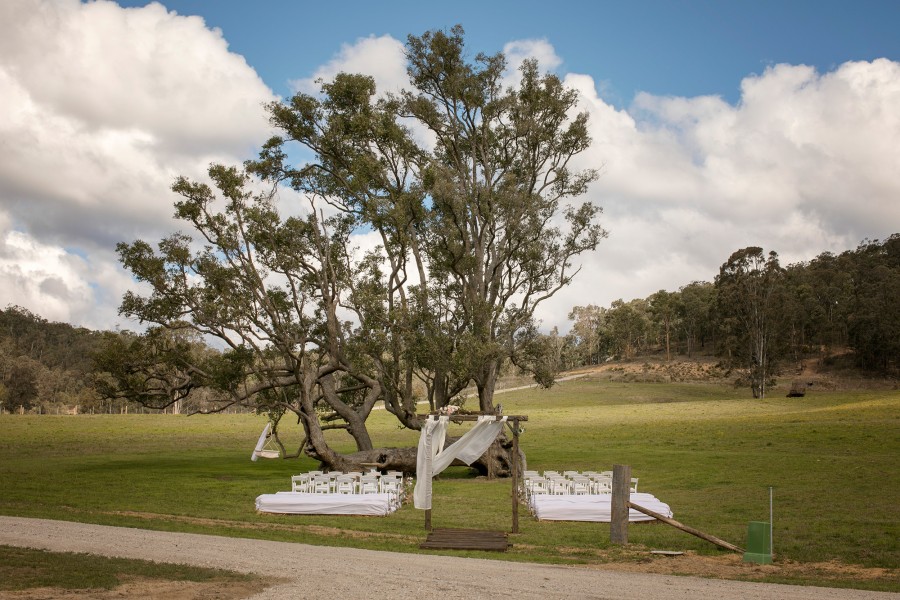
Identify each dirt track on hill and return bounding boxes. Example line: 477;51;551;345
1;516;896;600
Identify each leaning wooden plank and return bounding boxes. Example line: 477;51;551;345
627;501;744;553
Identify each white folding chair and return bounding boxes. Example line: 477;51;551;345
359;475;379;494
548;476;571;495
571;476;591;495
592;479;612;494
379;476;402;505
525;476;548;498
312;475;332;494
335;475;356;494
291;474;310;493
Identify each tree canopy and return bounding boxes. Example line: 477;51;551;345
109;26;605;473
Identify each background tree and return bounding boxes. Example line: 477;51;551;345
605;298;651;359
0;355;39;412
715;247;785;398
0;306;105;413
846;235;900;370
567;304;607;365
804;251;853;353
648;289;680;361
677;281;716;358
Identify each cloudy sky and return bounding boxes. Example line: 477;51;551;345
1;0;899;334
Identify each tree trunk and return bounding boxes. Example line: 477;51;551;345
475;360;500;412
304;433;525;477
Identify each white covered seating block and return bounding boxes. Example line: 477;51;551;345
522;470;672;523
530;492;673;523
256;470;409;515
255;492;396;516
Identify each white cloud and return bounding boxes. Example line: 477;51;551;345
290;35;407;96
534;59;900;333
0;224;117;329
0;0;276;328
504;38;562;72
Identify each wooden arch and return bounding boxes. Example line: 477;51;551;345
416;412;528;534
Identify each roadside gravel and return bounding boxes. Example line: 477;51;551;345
1;516;896;600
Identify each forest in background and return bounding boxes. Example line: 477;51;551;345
562;235;898;380
1;234;896;414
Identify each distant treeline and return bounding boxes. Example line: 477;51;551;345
1;235;897;412
565;235;899;375
0;306;106;413
0;308;210;414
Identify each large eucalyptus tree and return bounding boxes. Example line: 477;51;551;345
111;26;605;474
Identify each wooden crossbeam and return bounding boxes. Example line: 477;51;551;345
418;413;528;422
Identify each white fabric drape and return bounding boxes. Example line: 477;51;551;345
413;415;507;509
250;422;271;462
413;416;448;510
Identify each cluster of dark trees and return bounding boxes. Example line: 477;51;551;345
565;235;899;396
0;306;221;414
0;306;104;413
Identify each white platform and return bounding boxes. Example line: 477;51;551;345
255;492;398;516
529;492;673;523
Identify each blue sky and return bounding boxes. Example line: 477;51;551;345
116;0;900;103
1;0;899;333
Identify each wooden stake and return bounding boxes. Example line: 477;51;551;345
610;464;631;544
511;422;520;533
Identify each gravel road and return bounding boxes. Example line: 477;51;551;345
1;516;895;600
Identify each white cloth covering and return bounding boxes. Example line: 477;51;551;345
255;492;397;516
250;422;271;462
529;492;673;523
413;415;507;509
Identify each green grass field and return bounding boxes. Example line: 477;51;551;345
1;376;897;591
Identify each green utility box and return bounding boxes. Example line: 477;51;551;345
743;521;773;564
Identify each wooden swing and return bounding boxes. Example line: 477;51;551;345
251;422;281;461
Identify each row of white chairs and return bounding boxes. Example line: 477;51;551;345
290;470;406;501
522;470;638;498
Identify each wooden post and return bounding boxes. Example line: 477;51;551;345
610;464;631;544
425;508;432;532
511;420;520;533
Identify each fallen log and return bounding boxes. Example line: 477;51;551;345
627;501;744;553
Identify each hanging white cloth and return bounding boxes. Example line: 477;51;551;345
413;415;508;509
413;415;448;511
251;422;271;462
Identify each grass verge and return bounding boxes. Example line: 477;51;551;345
0;544;270;596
